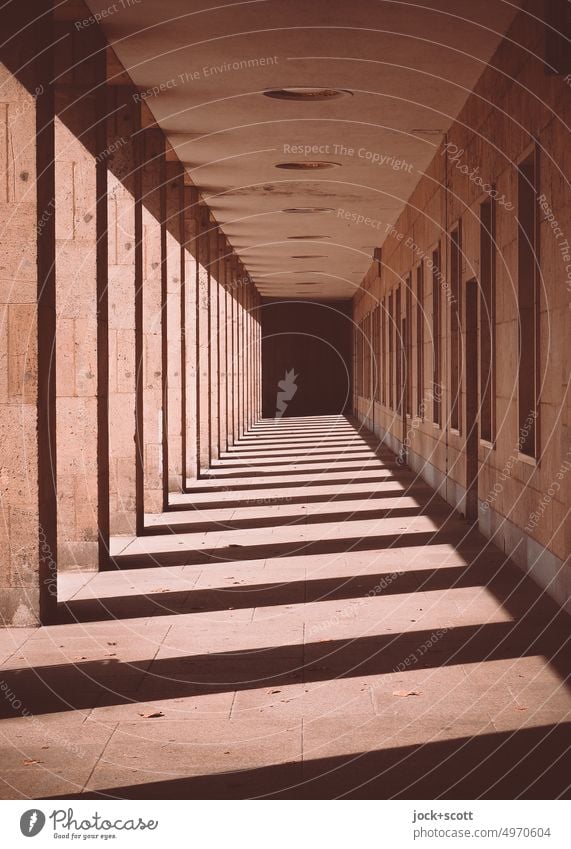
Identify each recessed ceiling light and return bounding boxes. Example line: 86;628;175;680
283;207;334;214
275;161;341;170
287;234;330;240
263;87;352;101
291;254;327;259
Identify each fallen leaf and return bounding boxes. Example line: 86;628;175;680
23;759;43;765
393;690;422;698
515;706;528;712
138;711;164;718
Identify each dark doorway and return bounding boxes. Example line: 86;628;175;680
261;299;352;417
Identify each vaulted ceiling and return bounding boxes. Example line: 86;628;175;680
87;0;518;299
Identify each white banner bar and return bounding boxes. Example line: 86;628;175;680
1;799;569;849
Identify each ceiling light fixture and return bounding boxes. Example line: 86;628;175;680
275;161;340;170
263;87;352;101
282;207;334;214
287;234;330;240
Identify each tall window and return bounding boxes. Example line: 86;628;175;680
368;311;373;399
395;287;402;413
374;305;381;401
389;291;394;409
517;150;539;457
405;275;412;416
432;247;441;425
357;321;364;397
381;297;386;405
450;226;462;431
416;263;424;418
480;200;495;442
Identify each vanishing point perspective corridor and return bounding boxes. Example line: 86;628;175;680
1;418;568;798
0;0;569;803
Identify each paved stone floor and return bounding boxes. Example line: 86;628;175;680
0;416;569;798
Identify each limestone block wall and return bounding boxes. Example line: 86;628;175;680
353;3;570;611
0;0;263;625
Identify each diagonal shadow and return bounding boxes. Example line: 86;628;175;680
186;473;402;493
172;487;420;512
211;453;378;469
144;505;441;535
51;724;571;799
106;529;468;570
198;464;398;480
2;616;568;719
59;563;487;623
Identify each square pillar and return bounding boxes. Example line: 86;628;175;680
208;224;220;461
106;85;141;537
197;205;210;471
183;185;198;482
0;3;57;624
231;257;241;444
217;232;228;455
54;19;107;571
139;123;165;516
165;159;185;493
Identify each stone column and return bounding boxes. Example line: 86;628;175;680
232;257;241;443
247;282;254;430
165;158;185;493
238;265;246;437
106;84;141;537
53;19;107;572
217;232;228;455
224;253;234;449
197;205;210;471
208;224;220;462
0;2;57;624
139;122;164;517
183;185;198;482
